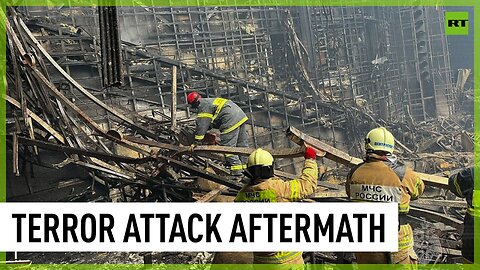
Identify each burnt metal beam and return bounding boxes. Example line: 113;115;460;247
98;6;124;87
126;135;305;158
15;16;156;139
409;207;463;230
6;95;65;144
155;155;242;190
16;136;152;164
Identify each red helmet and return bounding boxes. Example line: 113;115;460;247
187;92;201;105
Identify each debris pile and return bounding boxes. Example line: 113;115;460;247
5;7;473;265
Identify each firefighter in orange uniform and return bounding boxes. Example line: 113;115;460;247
235;147;319;265
346;127;424;265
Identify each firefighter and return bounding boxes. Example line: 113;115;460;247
346;127;424;265
187;92;249;177
448;167;476;263
234;147;319;265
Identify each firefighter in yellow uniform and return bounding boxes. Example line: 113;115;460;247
346;127;424;265
235;147;319;266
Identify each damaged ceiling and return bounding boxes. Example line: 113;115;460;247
4;5;474;265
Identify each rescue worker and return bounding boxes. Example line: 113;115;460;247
235;147;319;266
346;127;424;265
187;92;248;177
448;167;476;263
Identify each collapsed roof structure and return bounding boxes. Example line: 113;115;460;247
4;5;474;265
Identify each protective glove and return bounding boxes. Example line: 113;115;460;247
203;132;220;145
188;144;197;152
304;147;317;159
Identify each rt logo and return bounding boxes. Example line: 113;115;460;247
445;12;469;35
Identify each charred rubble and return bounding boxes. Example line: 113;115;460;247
4;5;474;265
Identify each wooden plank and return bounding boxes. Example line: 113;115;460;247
287;126;449;189
415;172;450;189
311;190;347;199
126;135;305;158
412;198;466;208
409;207;463;229
287;126;361;165
196;186;228;203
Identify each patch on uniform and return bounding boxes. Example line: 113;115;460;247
235;189;277;202
349;184;402;202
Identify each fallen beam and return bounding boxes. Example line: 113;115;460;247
6;95;65;144
125;135;305;158
287;126;449;189
196;186;229;203
16;15;156;139
7;19;150;156
287;126;361;165
311;190;347;199
411;199;466;208
409;207;463;230
155;155;243;190
16;136;151;164
415;173;450;189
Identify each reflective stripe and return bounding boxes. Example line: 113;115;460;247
221;116;248;134
198;112;213;119
412;176;422;198
225;154;234;157
398;224;413;250
212;98;229;121
231;164;244;171
195;134;205;140
399;203;410;213
348;184;402;203
254;251;302;264
453;176;463;197
290;180;299;201
242;164;247;169
235;189;277;202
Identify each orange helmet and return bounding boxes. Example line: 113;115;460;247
187;92;201;106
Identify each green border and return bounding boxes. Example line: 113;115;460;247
1;265;480;270
0;1;5;264
474;0;480;266
1;0;479;269
2;0;480;7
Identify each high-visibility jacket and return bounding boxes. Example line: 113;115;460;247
346;154;424;252
448;167;476;263
235;159;318;264
194;98;248;141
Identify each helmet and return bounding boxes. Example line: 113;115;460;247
247;148;274;179
187;92;201;106
365;127;395;154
